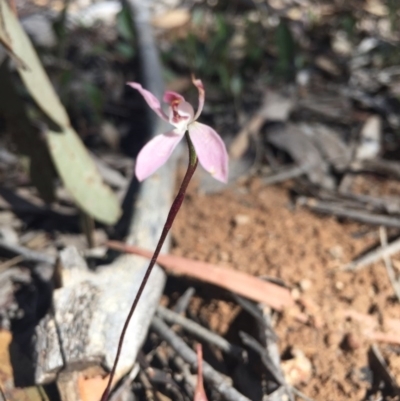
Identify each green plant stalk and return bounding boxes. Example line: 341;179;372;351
101;132;198;401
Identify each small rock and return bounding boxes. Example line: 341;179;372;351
0;227;18;245
218;251;229;262
69;1;122;27
335;281;344;291
299;279;312;292
332;31;352;56
296;69;311;87
325;332;341;347
356;115;382;160
233;214;250;226
281;348;312;386
329;245;343;260
341;332;361;351
261;90;294;122
291;288;301;300
100;122;120;151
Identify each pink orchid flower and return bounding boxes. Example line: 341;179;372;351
127;78;229;183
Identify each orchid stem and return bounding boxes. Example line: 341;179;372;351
101;132;198;401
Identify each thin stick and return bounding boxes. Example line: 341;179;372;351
101;133;198;401
0;239;55;265
157;305;246;361
263;163;314;186
379;227;400;302
138;371;156;401
343;236;400;271
299;197;400;228
291;386;316;401
172;287;195;314
0;255;24;273
151;316;251;401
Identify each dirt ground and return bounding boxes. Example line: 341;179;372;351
171;173;400;400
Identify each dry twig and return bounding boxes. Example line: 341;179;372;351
172;287;195;314
157;305;246;361
263;163;315;186
0;239;55;265
298;197;400;228
379;227;400;302
151;316;251;401
0;255;24;273
343;236;400;271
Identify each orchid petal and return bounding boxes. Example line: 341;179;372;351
135;131;183;181
192;77;205;121
127;82;168;121
163;91;185;104
189;122;229;183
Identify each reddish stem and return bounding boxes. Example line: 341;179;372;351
101;132;198;401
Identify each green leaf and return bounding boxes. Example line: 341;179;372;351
0;4;26;68
0;0;69;128
0;0;121;224
46;126;120;225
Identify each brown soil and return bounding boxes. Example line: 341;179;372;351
171;174;400;401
